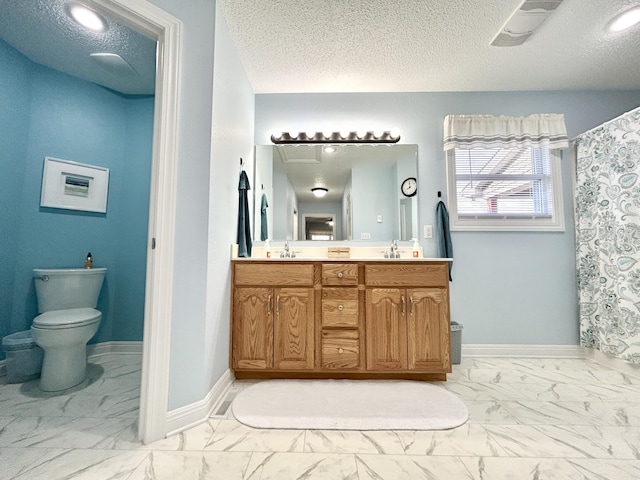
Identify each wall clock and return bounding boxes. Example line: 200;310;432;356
401;177;417;197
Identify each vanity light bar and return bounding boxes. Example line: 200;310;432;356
271;129;401;144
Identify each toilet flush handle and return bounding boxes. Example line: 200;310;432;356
34;275;49;282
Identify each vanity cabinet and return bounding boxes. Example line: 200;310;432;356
232;287;272;369
320;263;364;370
366;288;448;371
232;263;315;371
364;264;450;374
231;260;451;380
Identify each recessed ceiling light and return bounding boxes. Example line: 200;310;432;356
607;6;640;33
65;3;108;32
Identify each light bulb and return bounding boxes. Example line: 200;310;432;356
607;6;640;32
66;3;107;32
390;128;400;139
373;129;384;139
339;130;350;139
306;131;316;139
271;129;283;140
357;129;367;139
288;130;299;139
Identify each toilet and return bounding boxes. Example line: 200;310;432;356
31;267;107;392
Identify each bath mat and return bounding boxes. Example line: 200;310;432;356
231;379;468;430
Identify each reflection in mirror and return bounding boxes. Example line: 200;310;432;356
254;144;418;242
303;214;336;240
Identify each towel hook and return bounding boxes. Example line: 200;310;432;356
437;191;442;198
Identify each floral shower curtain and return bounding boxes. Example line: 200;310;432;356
575;107;640;364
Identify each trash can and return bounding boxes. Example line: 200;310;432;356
2;330;44;383
450;321;463;365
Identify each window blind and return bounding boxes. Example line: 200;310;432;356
453;147;554;218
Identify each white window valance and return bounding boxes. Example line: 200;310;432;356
443;114;569;151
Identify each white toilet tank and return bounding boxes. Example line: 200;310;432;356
33;268;107;313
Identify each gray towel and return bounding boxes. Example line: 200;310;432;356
436;200;453;281
237;170;252;257
260;193;269;241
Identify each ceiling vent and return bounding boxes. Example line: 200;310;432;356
491;0;563;47
90;53;137;76
278;145;322;164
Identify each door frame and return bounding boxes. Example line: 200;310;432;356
90;0;181;444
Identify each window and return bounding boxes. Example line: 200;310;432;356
446;146;564;231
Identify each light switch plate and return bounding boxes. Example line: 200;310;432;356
424;225;433;239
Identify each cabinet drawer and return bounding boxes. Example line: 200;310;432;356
365;263;448;287
322;263;358;285
322;288;359;327
234;263;314;286
322;330;360;369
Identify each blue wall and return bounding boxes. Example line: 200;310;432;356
0;41;31;347
0;40;153;359
256;91;640;346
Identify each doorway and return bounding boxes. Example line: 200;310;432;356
302;214;336;240
91;0;181;444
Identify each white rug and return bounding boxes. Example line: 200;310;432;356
231;379;468;430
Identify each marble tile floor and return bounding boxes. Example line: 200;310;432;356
1;354;640;479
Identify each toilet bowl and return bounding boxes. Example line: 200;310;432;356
31;308;102;391
31;268;106;392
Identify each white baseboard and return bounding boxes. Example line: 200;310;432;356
87;341;143;359
462;344;587;358
165;369;234;437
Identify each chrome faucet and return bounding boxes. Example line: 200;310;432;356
389;240;399;258
280;241;291;258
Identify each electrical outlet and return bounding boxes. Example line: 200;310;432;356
361;232;371;239
424;225;433;239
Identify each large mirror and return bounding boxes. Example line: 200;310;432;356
253;144;418;242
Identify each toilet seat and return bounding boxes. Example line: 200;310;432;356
33;308;101;330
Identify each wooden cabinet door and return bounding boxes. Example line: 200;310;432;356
366;288;407;370
273;287;315;370
232;287;273;369
407;288;450;371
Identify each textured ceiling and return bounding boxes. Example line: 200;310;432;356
0;0;156;95
2;0;639;96
218;0;640;93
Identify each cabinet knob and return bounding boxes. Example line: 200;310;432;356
337;272;343;278
338;304;343;311
338;348;344;354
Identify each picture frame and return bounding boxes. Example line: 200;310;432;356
40;157;109;213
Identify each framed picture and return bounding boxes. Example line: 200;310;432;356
40;157;109;213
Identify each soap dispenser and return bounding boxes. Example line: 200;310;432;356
412;238;420;258
84;252;93;269
264;239;271;259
